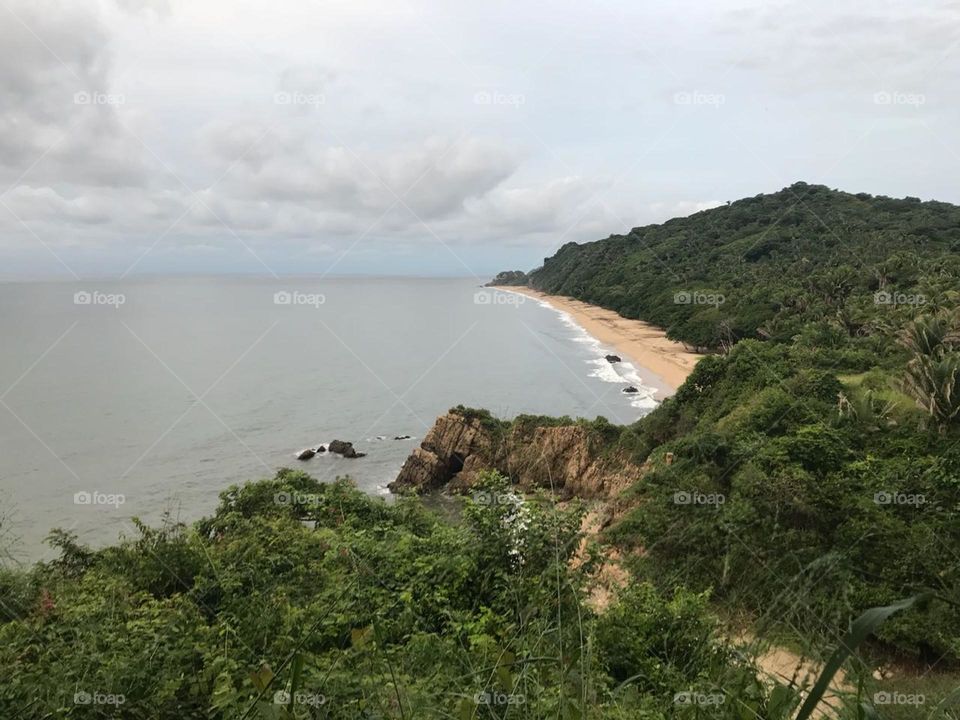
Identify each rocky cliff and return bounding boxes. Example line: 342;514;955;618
388;409;642;499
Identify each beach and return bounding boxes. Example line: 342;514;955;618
493;286;704;399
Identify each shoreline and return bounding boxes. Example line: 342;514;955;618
492;286;704;400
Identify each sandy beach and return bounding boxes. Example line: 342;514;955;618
492;286;704;399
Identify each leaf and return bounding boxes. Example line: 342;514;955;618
211;672;238;710
290;652;303;698
456;696;474;720
766;683;800;719
495;650;515;690
249;663;274;693
351;626;373;648
794;594;930;720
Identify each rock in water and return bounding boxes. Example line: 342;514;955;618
315;445;326;453
622;386;638;394
296;448;316;460
394;435;412;440
605;354;621;363
328;439;361;458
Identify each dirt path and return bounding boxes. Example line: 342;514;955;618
575;502;851;718
738;634;852;719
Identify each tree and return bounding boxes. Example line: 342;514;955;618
900;312;960;432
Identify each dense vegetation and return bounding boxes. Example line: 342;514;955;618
606;341;960;664
528;182;960;352
1;470;789;719
509;183;960;674
489;270;529;286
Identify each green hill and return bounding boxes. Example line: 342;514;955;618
526;182;960;351
497;183;960;672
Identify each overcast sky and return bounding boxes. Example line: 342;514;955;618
1;0;958;279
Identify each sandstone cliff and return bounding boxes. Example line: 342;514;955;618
388;409;643;499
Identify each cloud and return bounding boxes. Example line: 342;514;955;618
3;0;960;275
380;136;518;218
113;0;172;17
204;127;520;222
3;186;113;225
721;0;960;98
465;176;601;235
0;0;149;189
647;199;724;220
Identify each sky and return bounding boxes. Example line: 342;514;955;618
1;0;959;279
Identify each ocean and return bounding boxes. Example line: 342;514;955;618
0;276;659;561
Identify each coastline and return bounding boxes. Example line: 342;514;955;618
492;286;704;400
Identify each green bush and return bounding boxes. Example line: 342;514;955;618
597;583;720;688
0;470;784;719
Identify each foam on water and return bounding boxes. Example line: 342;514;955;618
619;361;647;386
525;292;662;414
586;357;624;383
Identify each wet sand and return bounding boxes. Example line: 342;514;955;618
493;286;704;399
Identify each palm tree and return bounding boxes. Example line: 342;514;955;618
903;354;960;431
899;311;960;357
900;311;960;432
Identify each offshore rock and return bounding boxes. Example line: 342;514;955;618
329;440;361;458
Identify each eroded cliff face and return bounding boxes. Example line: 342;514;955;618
388;411;642;499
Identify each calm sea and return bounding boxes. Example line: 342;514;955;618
0;277;658;561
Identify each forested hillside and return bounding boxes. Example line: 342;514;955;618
527;182;960;352
506;183;960;679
